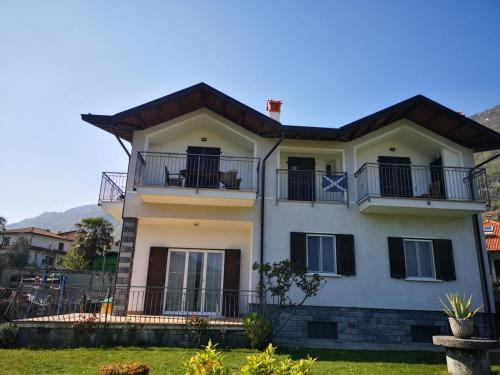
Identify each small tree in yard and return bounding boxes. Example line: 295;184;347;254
0;216;6;232
0;237;29;268
61;217;114;272
252;260;325;344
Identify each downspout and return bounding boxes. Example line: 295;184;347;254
469;153;499;339
259;129;284;296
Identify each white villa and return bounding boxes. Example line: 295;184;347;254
82;83;500;345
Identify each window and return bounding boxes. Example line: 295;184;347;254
58;242;64;251
306;235;336;273
2;237;10;246
411;325;441;343
404;239;435;279
307;321;338;339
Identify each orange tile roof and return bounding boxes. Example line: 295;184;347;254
2;227;73;241
484;220;500;252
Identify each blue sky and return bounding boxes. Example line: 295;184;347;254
0;0;499;223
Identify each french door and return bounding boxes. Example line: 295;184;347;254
163;249;224;315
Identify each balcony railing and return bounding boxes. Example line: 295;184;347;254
99;172;127;204
276;169;348;204
354;163;489;203
134;152;260;192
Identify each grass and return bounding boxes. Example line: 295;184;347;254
1;346;500;374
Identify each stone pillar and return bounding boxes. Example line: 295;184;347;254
112;217;138;316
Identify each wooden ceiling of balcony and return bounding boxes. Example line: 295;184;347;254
82;83;500;152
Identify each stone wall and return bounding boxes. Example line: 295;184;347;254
113;217;138;316
276;305;491;345
15;323;248;348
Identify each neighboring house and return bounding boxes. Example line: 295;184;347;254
485;220;500;284
82;83;500;344
0;227;73;268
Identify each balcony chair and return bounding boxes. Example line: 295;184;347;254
164;167;183;187
220;169;242;190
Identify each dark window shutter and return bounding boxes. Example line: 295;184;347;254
144;247;168;315
388;237;406;279
223;249;240;318
290;232;307;270
433;239;456;281
336;234;355;276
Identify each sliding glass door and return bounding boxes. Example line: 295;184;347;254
163;250;224;315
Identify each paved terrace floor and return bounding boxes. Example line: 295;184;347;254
14;313;243;326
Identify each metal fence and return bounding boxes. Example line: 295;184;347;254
134;152;260;192
276;169;348;204
355;163;489;203
99;172;127;203
2;285;261;325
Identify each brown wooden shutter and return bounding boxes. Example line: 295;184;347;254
433;239;456;281
144;247;168;315
336;234;355;276
223;249;240;318
290;232;307;270
388;237;406;279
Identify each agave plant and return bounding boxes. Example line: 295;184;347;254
440;292;482;320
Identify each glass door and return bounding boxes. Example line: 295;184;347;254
163;250;224;315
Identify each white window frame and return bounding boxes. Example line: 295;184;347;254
306;234;337;275
403;239;436;280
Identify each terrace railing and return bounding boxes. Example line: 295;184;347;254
3;284;261;325
354;163;489;204
276;169;348;204
99;172;127;204
134;152;260;192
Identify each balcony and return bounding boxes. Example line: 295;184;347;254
133;152;260;207
98;172;126;220
354;163;489;216
276;169;348;204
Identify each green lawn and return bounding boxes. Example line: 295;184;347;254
1;346;499;374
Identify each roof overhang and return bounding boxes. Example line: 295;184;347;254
82;83;500;152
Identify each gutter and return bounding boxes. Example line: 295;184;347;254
259;130;284;295
470;153;499;339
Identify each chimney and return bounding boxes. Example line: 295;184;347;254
267;100;283;122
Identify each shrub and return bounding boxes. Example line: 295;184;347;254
0;323;17;348
242;313;272;349
184;340;228;375
186;315;209;346
99;363;149;375
240;344;315;375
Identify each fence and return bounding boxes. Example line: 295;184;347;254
355;163;489;203
134;152;260;192
99;172;127;203
276;169;348;204
2;285;261;325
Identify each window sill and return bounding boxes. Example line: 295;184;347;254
307;272;342;278
405;277;441;283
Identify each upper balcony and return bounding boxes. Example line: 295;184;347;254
354;162;489;217
133;151;260;207
98;172;127;220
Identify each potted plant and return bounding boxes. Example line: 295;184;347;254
440;292;482;339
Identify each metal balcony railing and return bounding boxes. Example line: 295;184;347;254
99;172;127;204
134;152;260;192
354;163;489;204
276;169;348;204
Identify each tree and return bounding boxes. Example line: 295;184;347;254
252;260;325;342
0;236;29;267
61;247;89;271
0;216;6;232
61;217;114;272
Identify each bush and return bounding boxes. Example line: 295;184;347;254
0;323;17;348
240;344;315;375
99;363;149;375
242;313;272;349
184;340;228;375
186;315;209;346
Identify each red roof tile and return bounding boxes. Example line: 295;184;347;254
484;220;500;252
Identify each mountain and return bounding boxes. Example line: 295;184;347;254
6;204;122;238
471;104;500;218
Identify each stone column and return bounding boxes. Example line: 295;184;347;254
112;217;138;316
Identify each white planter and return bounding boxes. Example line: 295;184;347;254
448;317;474;339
